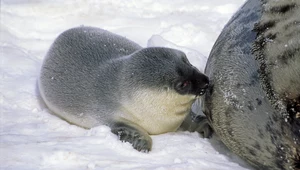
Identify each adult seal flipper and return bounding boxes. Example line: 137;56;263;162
39;26;209;152
202;0;300;169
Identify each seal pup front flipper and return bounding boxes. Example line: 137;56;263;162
111;120;152;152
179;111;213;138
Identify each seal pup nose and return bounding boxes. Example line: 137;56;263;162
203;83;209;89
198;74;209;88
201;77;209;89
191;73;209;96
197;74;209;96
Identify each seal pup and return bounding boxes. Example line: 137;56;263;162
201;0;300;169
39;26;209;152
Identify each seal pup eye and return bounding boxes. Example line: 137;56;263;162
181;80;190;88
175;80;191;94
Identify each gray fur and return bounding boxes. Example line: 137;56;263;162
201;0;300;169
39;26;209;152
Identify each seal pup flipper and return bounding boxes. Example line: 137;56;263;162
191;113;213;138
179;111;213;138
111;121;152;152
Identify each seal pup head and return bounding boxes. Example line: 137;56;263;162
121;47;209;97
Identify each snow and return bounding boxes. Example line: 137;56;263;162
0;0;252;169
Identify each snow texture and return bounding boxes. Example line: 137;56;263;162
0;0;253;169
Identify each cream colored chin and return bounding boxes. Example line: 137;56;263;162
117;88;196;135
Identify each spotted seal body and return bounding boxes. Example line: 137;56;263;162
38;26;209;152
202;0;300;169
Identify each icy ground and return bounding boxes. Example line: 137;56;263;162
0;0;253;169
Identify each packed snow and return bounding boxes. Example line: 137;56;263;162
0;0;253;169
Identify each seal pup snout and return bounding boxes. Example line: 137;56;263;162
175;67;209;96
193;71;209;96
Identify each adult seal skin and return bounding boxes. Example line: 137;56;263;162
38;26;209;152
202;0;300;169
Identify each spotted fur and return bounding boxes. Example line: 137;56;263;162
203;0;300;169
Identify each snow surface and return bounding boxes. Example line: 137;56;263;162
0;0;254;170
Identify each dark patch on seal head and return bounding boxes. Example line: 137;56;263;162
269;3;297;14
132;47;209;96
175;65;209;96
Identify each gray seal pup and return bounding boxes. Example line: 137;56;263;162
38;26;209;152
201;0;300;169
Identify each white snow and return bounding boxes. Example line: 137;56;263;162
0;0;253;170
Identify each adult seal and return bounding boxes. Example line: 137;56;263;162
201;0;300;169
38;26;209;152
